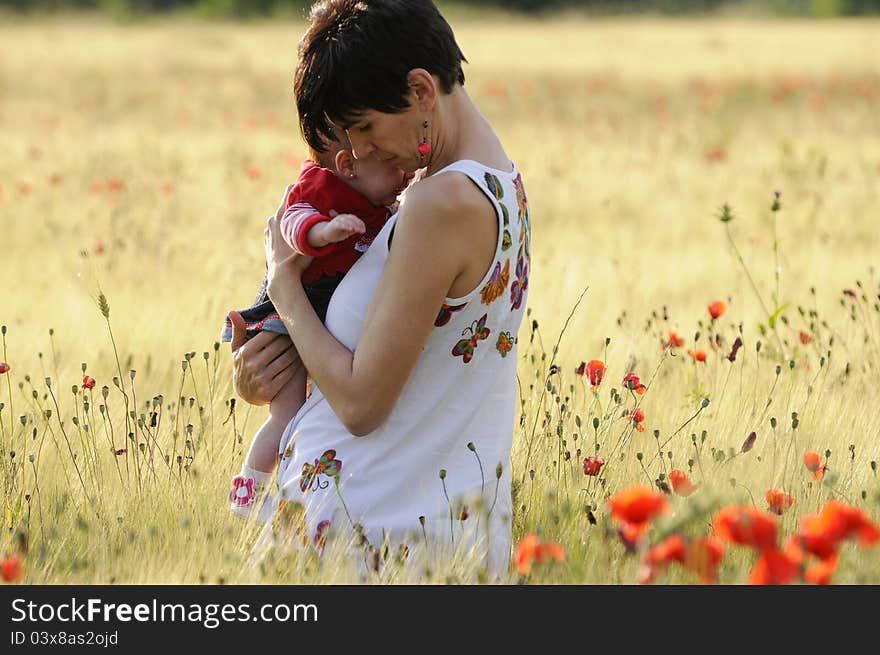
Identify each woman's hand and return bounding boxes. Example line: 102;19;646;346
228;311;302;406
264;184;314;302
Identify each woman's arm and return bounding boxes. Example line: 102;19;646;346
265;174;486;436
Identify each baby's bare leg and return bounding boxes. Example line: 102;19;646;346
244;364;307;472
228;345;306;520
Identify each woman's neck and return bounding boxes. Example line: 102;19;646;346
426;86;510;177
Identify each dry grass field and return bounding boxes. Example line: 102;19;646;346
1;14;879;583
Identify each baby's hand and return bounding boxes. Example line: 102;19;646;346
308;213;366;248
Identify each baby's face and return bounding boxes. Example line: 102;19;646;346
347;153;411;207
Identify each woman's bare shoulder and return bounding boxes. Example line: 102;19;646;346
399;170;495;232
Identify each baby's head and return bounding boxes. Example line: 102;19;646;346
310;127;409;208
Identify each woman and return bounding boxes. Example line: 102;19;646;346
230;0;531;579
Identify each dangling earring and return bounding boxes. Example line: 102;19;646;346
418;119;431;164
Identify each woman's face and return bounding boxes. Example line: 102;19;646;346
344;108;422;174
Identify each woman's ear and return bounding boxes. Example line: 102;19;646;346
335;150;356;179
407;68;438;112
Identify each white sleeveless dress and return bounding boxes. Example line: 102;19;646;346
259;159;531;579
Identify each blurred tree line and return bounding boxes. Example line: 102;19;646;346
1;0;879;17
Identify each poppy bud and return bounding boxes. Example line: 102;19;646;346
496;462;503;479
771;190;782;212
438;469;446;480
741;431;757;453
727;336;743;362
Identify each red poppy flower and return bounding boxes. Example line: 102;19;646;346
608;485;669;527
639;534;724;584
689;349;707;362
246;165;262;180
622;372;646;394
797;518;838;561
765;489;795;515
0;362;9;374
748;547;799;585
647;534;688;566
585;359;605;391
798;500;879;561
712;506;779;551
638;534;687;583
107;178;124;192
708;300;726;319
514;533;566;575
1;555;23;583
798;331;813;345
686;537;725;583
704;145;727;164
619;522;649;551
663;330;685;349
669;469;698;497
804;555;838;585
582;456;604;476
628;407;646;432
782;534;805;567
81;375;96;390
803;451;826;480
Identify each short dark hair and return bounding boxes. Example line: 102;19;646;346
295;0;467;153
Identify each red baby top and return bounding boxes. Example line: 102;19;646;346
280;161;391;285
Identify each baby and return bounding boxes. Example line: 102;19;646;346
221;129;411;519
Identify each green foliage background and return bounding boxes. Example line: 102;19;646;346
1;0;880;18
